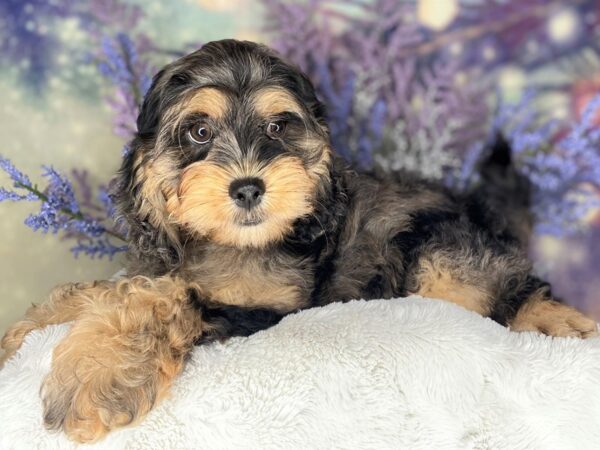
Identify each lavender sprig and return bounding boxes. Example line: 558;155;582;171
0;156;127;259
71;237;128;260
0;187;37;202
97;33;153;139
0;156;34;189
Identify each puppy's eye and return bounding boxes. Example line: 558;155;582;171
188;123;213;144
266;121;286;139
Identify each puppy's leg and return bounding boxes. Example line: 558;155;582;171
41;276;204;443
509;287;598;338
1;281;112;366
411;242;597;338
412;257;492;316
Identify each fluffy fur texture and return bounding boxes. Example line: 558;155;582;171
2;277;205;442
2;298;600;450
1;39;597;442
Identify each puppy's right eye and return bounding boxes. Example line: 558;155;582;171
266;121;286;139
188;123;213;145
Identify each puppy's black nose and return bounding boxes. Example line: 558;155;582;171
229;178;265;210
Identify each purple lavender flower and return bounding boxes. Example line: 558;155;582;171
0;157;39;202
24;202;67;234
41;166;81;214
71;237;127;260
0;156;33;188
454;142;486;191
0;187;37;202
494;92;600;236
263;0;491;173
98;186;116;219
97;33;153;139
0;156;127;258
3;0;600;266
21;166;102;236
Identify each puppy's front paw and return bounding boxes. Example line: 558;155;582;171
511;300;598;339
42;321;180;443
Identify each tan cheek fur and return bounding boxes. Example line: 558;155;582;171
171;156;318;248
136;87;230;222
134;153;179;227
136;84;332;249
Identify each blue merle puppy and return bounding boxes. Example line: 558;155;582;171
2;39;596;443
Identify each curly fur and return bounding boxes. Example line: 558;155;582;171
2;39;597;443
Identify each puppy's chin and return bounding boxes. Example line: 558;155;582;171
209;216;296;248
176;209;308;248
168;157;317;249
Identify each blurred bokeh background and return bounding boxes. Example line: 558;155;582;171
1;0;599;335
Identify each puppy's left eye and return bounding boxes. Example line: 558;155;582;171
266;121;286;139
188;122;213;145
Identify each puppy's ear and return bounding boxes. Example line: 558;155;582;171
117;64;197;274
136;68;192;137
265;47;327;127
136;69;166;137
113;139;183;275
293;71;327;124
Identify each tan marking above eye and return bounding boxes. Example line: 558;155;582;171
183;87;230;119
252;87;304;117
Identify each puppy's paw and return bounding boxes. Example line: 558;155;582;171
511;300;598;339
38;276;201;442
42;322;179;443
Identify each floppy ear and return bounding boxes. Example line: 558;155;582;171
261;45;328;128
136;69;166;137
113;138;184;275
293;70;327;125
113;68;185;275
136;67;193;137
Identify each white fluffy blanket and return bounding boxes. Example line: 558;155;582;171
1;296;600;450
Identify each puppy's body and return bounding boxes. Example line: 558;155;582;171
2;39;597;443
149;157;538;339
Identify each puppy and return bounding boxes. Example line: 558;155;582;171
2;39;597;443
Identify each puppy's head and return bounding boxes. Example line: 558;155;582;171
117;40;332;265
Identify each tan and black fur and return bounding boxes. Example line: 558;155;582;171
2;40;597;443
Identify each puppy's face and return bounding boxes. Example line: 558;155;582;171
166;85;331;248
124;40;331;249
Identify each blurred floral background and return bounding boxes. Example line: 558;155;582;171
1;0;600;334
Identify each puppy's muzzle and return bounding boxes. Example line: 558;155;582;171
229;178;265;210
